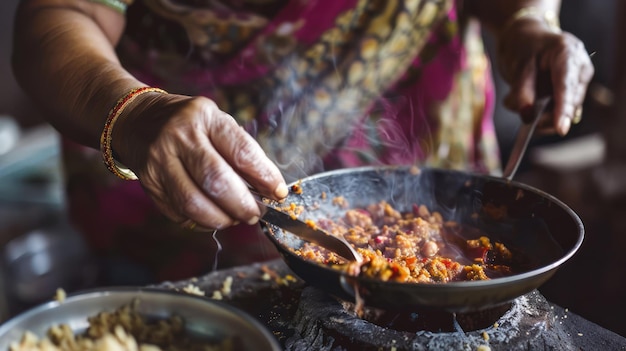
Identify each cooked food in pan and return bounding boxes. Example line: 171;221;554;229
289;199;521;283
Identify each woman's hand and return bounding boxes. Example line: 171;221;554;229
13;0;287;232
496;18;594;136
113;93;288;231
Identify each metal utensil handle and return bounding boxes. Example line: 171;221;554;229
502;96;552;181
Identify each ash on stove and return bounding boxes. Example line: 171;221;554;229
284;287;567;351
349;300;512;333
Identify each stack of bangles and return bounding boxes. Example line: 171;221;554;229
99;86;168;180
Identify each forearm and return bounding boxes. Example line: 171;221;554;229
465;0;561;35
12;0;141;149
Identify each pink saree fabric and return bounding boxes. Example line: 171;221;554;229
67;0;499;283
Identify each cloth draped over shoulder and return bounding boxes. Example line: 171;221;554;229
69;0;500;282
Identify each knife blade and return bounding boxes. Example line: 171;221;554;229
249;188;362;263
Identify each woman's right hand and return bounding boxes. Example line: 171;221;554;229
13;0;286;231
113;92;288;231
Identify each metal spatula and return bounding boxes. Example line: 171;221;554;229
502;96;552;181
249;188;363;263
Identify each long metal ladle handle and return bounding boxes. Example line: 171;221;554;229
502;96;552;181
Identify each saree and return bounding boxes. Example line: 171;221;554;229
64;0;499;283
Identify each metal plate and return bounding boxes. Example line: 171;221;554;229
0;288;281;350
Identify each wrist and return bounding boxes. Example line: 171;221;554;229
101;86;168;180
498;6;561;39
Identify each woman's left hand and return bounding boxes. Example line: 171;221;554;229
496;17;594;136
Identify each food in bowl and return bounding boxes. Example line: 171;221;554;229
0;289;280;351
9;299;233;351
289;199;523;283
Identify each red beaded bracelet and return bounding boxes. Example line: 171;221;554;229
99;86;168;180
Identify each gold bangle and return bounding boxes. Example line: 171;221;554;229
100;86;168;180
501;6;562;36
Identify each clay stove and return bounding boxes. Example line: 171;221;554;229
157;259;626;351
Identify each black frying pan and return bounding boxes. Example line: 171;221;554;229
262;166;584;312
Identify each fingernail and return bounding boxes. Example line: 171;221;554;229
274;182;288;198
558;118;571;136
247;216;259;225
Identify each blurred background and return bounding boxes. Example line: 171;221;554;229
1;0;625;337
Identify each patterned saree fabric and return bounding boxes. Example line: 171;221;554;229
70;0;499;282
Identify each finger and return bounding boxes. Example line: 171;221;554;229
572;46;595;126
579;52;595;87
209;109;287;200
572;49;595;108
154;156;239;230
541;34;592;136
553;59;578;136
178;118;263;226
503;58;537;115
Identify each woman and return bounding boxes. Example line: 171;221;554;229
12;0;593;284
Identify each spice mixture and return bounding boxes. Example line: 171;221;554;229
293;200;515;283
